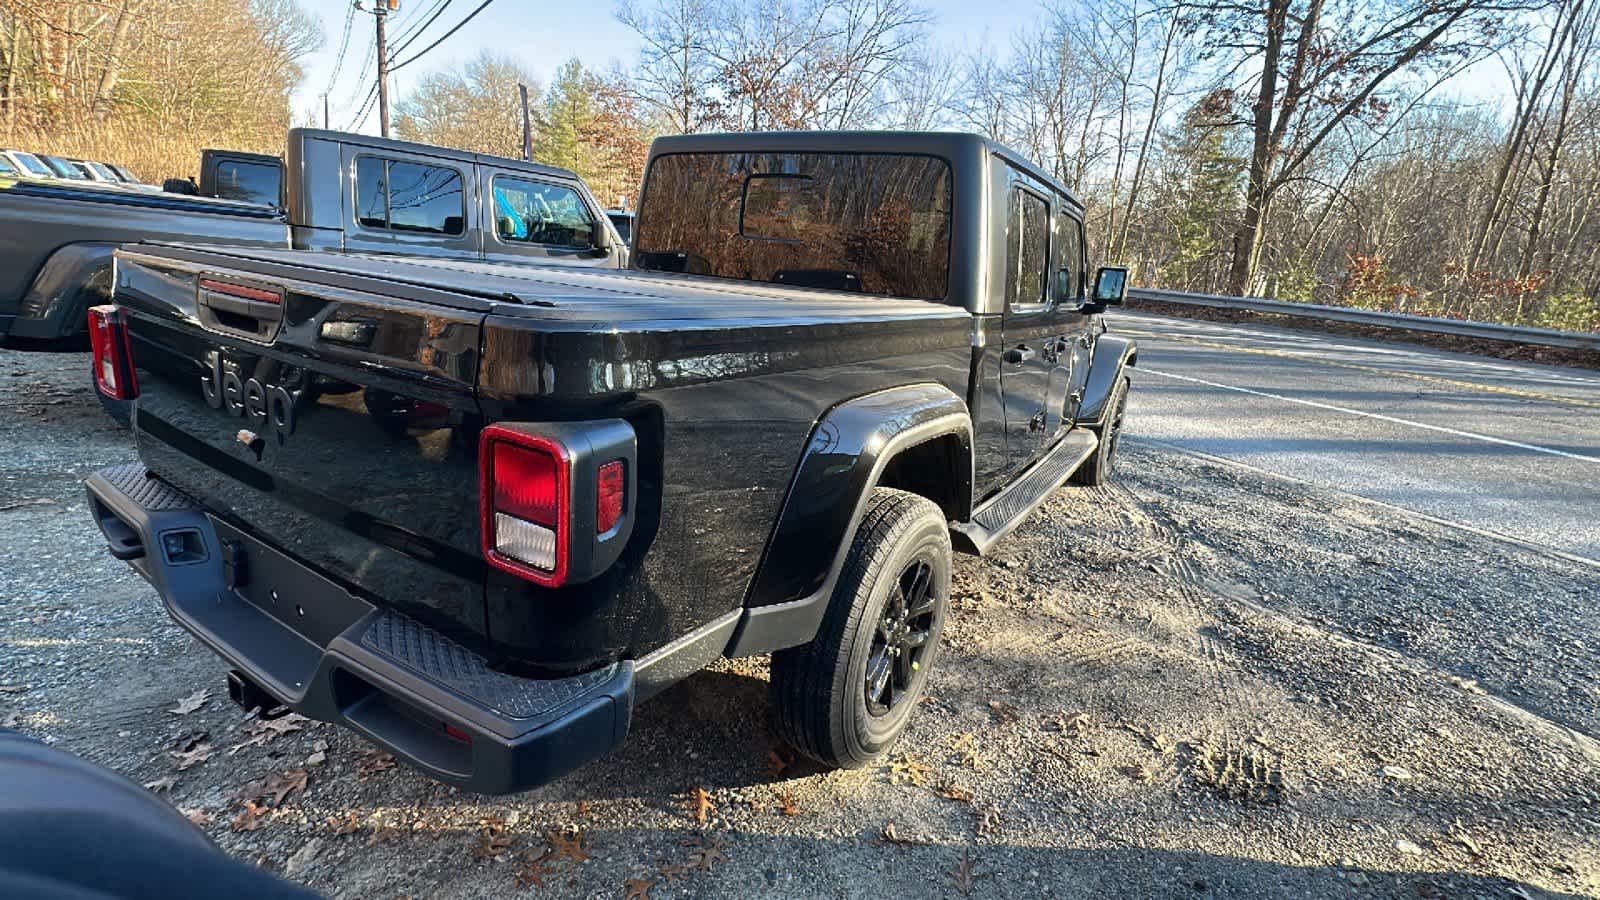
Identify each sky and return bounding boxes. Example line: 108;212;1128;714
292;0;1513;136
292;0;1053;133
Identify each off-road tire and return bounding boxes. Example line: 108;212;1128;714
1072;375;1130;487
770;488;952;768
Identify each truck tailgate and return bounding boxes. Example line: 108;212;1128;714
113;246;494;644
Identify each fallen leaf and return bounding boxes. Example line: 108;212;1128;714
949;732;982;769
656;861;685;883
366;824;407;846
357;747;397;778
262;768;309;806
878;821;916;846
683;834;728;871
987;698;1021;724
228;714;307;755
326;812;361;836
775;789;800;817
144;775;178;794
934;781;974;803
576;799;591;818
686;785;716;825
514;849;555;887
168;688;211;716
183;809;213;827
547;827;589;864
473;827;513;861
765;744;797;779
886;752;934;786
171;741;215;771
306;739;329;767
0;684;29;694
948;848;985;896
231;801;267;833
0;498;54;511
623;877;654;900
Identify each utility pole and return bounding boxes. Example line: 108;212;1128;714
322;93;330;129
519;82;533;161
368;0;397;137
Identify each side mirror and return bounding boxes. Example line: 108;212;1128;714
1091;266;1129;308
590;219;613;257
496;215;518;239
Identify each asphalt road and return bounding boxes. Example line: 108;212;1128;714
1108;309;1600;562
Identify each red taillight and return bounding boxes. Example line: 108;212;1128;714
87;305;138;400
200;278;281;305
480;426;569;586
597;460;625;534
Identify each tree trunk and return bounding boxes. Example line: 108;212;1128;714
91;1;135;119
1228;0;1289;296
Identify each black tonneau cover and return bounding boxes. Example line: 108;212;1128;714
119;243;967;329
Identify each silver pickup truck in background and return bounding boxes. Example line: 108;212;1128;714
0;128;625;343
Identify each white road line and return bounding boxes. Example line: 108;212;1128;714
1138;367;1600;464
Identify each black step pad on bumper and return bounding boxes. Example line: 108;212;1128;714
85;463;633;795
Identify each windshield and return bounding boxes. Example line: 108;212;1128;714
0;156;14;176
634;151;952;301
43;156;86;179
12;152;53;177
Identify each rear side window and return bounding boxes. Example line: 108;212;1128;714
1006;188;1049;309
214;161;280;206
491;177;596;248
635;151;952;301
356;156;465;236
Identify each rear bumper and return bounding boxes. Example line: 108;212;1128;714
84;462;633;795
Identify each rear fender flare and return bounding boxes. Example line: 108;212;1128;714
1077;334;1137;429
724;383;972;657
11;242;117;339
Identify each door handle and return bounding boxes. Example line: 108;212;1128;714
1003;345;1036;365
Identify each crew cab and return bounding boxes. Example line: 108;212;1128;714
0;128;624;344
85;131;1135;794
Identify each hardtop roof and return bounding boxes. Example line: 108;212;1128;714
645;130;1083;209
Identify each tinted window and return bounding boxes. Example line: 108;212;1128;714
635;152;952;301
492;177;595;248
214;161;280;206
13;153;52;177
1058;212;1083;302
356;156;464;236
1007;188;1049;308
44;156;85;179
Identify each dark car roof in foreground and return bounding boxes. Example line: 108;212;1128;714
646;130;1083;210
123;243;970;329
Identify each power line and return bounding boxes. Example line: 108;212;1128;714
389;0;448;49
388;0;497;72
387;0;456;60
322;1;359;96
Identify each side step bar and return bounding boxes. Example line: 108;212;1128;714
951;429;1098;556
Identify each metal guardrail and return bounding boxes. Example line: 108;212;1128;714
1128;287;1600;351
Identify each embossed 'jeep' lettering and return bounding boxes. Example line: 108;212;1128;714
200;352;297;440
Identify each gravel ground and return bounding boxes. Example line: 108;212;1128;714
2;344;1597;899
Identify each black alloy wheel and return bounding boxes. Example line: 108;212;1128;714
864;558;938;716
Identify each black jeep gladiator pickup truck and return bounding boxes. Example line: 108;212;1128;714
84;131;1135;794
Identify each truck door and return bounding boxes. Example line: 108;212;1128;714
998;183;1056;474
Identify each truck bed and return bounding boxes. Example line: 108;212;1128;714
123;243;965;329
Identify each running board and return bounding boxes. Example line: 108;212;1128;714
951;429;1099;556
